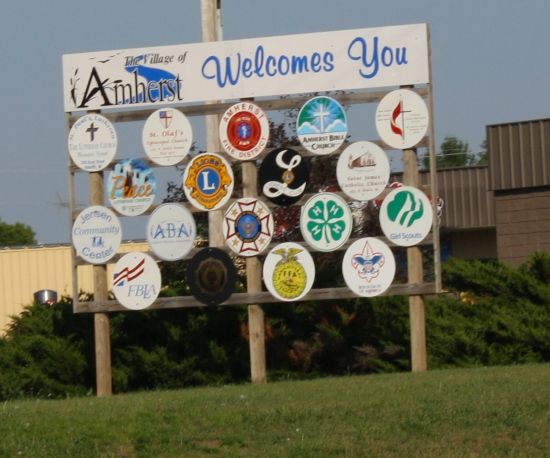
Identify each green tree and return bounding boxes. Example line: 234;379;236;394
0;219;36;246
423;135;475;170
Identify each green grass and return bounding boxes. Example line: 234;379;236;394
1;364;550;457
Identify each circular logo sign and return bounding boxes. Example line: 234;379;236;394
112;252;161;310
259;148;309;206
68;114;117;172
342;237;396;297
297;96;347;155
72;205;122;264
187;248;237;306
223;198;274;257
379;186;433;246
219;102;269;160
142;108;193;166
183;153;234;211
263;242;315;302
337;141;390;201
147;203;196;261
375;89;429;150
300;193;353;252
108;159;156;216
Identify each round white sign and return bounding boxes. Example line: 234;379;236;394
183;153;234;211
108;159;156;216
337;141;390;201
263;242;315;302
142;108;193;166
379;186;433;247
72;205;122;264
300;193;353;252
219;102;269;160
342;237;396;297
68;114;117;172
297;96;347;155
112;252;161;310
375;89;429;150
223;198;274;257
147;203;196;261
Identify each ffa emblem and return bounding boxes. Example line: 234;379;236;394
263;242;315;302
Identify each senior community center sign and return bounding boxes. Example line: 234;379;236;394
62;23;429;111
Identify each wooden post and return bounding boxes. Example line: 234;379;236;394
89;171;112;396
242;161;267;384
403;145;428;372
201;0;224;248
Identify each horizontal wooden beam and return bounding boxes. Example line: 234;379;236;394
67;87;430;125
73;282;438;314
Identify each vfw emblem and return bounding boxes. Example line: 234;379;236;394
112;253;161;310
183;153;234;211
223;198;273;256
342;238;396;297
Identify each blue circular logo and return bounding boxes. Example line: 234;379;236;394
196;167;220;195
236;213;260;241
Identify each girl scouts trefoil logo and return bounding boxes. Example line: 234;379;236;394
183;153;234;211
297;96;347;155
379;186;433;247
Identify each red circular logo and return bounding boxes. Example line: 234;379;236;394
226;112;262;152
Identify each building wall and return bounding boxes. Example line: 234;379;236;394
488;118;550;192
495;187;550;265
0;242;148;334
445;228;498;260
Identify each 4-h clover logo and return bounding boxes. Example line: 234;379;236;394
300;193;352;252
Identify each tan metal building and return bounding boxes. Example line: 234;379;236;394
0;242;148;334
488;118;550;265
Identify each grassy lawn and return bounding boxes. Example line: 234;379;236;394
1;364;549;457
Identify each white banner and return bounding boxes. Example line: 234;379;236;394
62;23;429;112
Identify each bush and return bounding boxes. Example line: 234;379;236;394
3;253;550;399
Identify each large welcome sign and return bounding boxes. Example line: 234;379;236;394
63;23;429;112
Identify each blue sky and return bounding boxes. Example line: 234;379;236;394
0;0;549;244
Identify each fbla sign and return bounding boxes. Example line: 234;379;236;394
62;24;429;112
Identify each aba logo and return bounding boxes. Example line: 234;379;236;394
150;221;193;240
